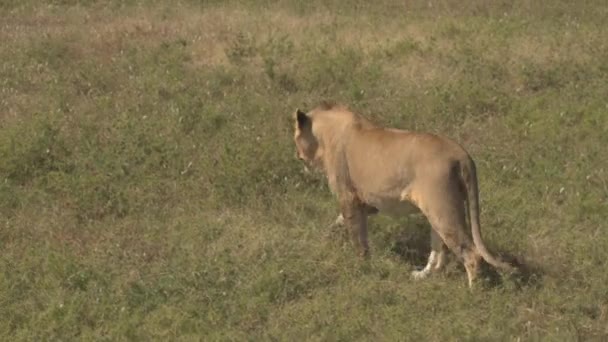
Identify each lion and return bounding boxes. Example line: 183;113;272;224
292;102;516;288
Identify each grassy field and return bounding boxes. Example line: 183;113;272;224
1;0;607;340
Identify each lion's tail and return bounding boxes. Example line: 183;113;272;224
461;158;516;272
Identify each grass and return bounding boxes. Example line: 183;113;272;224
1;0;607;340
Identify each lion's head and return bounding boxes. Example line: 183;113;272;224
293;108;322;170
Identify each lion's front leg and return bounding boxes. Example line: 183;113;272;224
333;204;378;228
340;199;369;258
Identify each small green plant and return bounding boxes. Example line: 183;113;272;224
225;32;256;64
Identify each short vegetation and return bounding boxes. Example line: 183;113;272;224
1;0;607;340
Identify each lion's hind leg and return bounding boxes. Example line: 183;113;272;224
428;201;481;288
404;179;481;288
400;185;447;280
412;230;447;280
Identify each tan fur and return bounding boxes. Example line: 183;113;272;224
293;102;515;288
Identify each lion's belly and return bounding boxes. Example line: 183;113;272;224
365;195;420;218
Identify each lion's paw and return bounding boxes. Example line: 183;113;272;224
411;269;430;280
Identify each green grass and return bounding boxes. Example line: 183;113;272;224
1;0;607;340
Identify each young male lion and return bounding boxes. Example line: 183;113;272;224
292;102;515;288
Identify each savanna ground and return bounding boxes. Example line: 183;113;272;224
1;0;607;340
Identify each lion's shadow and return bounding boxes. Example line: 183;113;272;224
386;218;432;268
378;216;544;289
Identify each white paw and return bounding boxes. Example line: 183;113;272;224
334;214;344;226
411;269;429;280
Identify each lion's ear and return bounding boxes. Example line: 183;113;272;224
296;108;310;128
